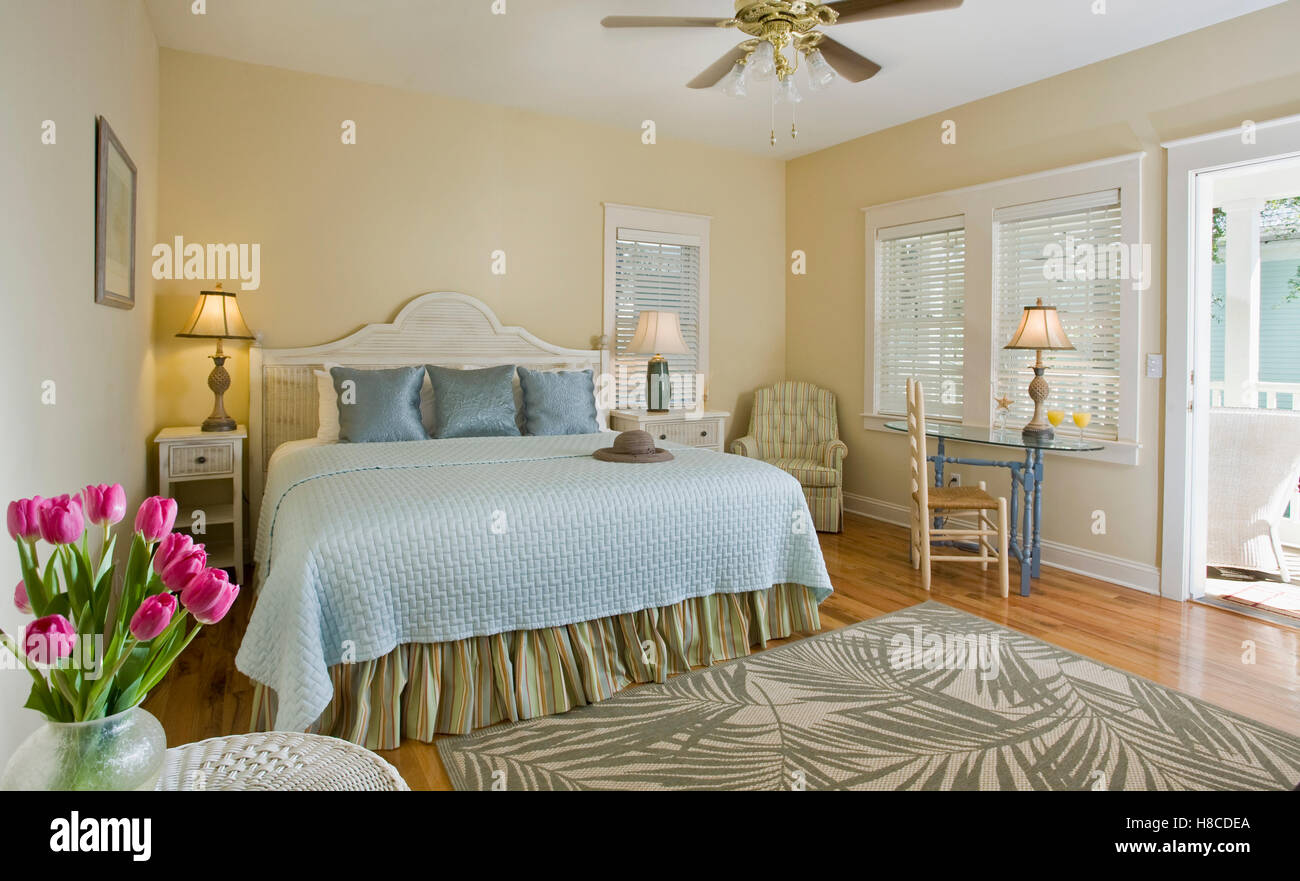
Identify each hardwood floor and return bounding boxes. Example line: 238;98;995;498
144;513;1300;790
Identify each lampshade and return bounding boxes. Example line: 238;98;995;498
1004;298;1073;351
176;285;255;340
628;310;690;356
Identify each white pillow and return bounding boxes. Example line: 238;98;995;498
314;368;340;442
315;365;435;441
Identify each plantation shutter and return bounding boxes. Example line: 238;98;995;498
994;190;1123;439
875;216;966;419
612;228;702;409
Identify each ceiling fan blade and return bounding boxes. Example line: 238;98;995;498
817;36;882;83
601;16;730;28
826;0;963;24
687;45;750;89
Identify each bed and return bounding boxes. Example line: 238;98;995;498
237;292;833;749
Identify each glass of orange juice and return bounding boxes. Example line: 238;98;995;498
1047;409;1065;431
1072;411;1091;440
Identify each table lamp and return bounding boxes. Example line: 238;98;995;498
176;283;256;432
628;310;690;413
1003;297;1074;440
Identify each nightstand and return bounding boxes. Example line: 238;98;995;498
609;410;730;452
154;425;246;574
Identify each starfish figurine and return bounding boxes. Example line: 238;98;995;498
994;393;1013;411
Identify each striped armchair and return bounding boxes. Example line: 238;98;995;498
731;381;848;532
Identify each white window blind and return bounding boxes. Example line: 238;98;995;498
875;216;966;419
612;228;702;409
994;190;1123;439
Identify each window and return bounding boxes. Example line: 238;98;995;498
875;217;966;419
603;205;710;410
862;153;1142;461
994;191;1124;439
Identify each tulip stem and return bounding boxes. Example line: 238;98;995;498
78;635;138;721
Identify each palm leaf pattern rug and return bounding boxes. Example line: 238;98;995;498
437;602;1300;790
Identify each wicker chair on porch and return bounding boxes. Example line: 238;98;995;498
731;381;847;532
1208;407;1300;582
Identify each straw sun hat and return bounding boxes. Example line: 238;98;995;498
592;429;674;463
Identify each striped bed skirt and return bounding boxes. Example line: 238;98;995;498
250;583;822;750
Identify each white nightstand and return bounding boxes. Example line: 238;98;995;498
154;425;246;573
609;410;730;452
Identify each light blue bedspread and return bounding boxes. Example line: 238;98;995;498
236;433;833;731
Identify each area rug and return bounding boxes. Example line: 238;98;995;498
437;602;1300;791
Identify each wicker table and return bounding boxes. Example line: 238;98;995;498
156;732;410;791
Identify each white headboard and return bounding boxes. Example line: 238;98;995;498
248;291;605;531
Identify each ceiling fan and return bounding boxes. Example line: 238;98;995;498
602;0;964;145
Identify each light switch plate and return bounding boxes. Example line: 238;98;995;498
1145;354;1164;379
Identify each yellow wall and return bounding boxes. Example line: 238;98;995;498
153;49;788;448
785;0;1300;569
0;0;159;758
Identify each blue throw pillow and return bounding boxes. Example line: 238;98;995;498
329;366;427;443
517;366;599;436
426;364;522;439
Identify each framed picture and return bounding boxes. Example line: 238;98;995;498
95;116;136;309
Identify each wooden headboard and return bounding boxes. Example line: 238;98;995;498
248;291;605;530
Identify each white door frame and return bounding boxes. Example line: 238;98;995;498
1160;113;1300;601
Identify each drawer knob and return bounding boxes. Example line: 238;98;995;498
700;430;708;437
659;434;667;441
195;456;207;464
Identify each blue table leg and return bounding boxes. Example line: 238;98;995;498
1031;450;1044;580
1007;463;1021;561
932;438;945;531
1019;449;1035;597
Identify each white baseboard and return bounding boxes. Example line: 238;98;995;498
841;492;1161;595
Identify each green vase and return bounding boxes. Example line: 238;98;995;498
647;357;671;412
1;707;167;791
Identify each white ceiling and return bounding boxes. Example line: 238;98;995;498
144;0;1285;159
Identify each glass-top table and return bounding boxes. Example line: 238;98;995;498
881;421;1105;452
883;420;1105;595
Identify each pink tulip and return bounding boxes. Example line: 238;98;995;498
134;496;178;543
181;567;240;625
37;495;84;546
129;593;177;641
6;496;44;542
82;484;126;527
152;532;207;591
24;615;76;664
14;580;30;614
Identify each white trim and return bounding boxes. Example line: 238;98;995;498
864;153;1144;446
860;152;1145;213
1160;113;1300;602
603;203;711;407
1160;113;1300;149
842;492;1159;594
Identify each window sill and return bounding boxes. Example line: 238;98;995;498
861;413;1141;466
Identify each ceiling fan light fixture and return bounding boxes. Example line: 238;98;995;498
804;48;836;90
718;62;749;97
749;40;776;80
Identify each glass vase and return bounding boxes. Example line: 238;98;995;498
1;707;167;791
